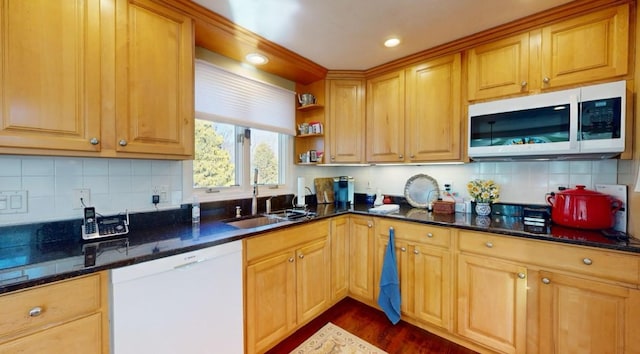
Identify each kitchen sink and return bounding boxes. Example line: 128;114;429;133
224;209;316;229
225;215;289;229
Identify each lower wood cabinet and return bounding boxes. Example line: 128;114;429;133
244;220;330;354
456;254;527;354
537;270;640;354
375;219;452;331
349;215;376;302
0;272;109;353
330;216;350;301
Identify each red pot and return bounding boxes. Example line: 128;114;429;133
546;185;622;229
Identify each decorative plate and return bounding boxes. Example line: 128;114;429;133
404;174;440;208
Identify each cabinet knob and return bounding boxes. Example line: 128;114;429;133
520;81;528;88
331;156;335;161
28;306;43;317
398;154;403;159
582;258;593;266
288;257;294;263
413;249;419;255
119;139;128;147
426;233;433;238
410;154;415;159
517;272;526;279
541;277;551;284
89;137;99;145
298;254;304;259
485;241;493;248
368;223;373;228
543;77;550;84
400;247;407;252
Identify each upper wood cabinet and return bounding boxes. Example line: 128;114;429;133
0;0;102;153
366;70;405;162
114;0;194;157
365;54;462;163
0;0;194;159
326;79;365;163
405;54;462;161
467;4;629;101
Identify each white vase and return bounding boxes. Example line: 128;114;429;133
475;202;491;216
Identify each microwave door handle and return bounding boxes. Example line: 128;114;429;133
569;94;579;151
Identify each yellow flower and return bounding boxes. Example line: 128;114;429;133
467;179;500;203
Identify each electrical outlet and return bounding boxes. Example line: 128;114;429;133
152;185;169;203
73;188;91;209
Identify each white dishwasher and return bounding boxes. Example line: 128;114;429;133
110;240;243;354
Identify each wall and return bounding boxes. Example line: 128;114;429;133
0;155;183;226
296;159;622;205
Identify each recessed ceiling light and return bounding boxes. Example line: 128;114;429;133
245;53;269;65
384;37;401;48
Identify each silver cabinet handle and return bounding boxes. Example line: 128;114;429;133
331;156;335;161
582;258;593;265
541;277;551;284
400;247;406;252
543;77;550;84
517;273;526;279
119;139;128;146
29;306;43;317
89;137;99;145
413;249;419;255
485;242;493;248
368;223;372;228
398;155;403;159
409;154;415;159
426;233;433;238
521;81;527;87
288;257;294;263
298;254;304;259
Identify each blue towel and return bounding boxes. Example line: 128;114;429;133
378;227;401;324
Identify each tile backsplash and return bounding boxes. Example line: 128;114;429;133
297;159;622;206
0;155;183;226
0;154;628;226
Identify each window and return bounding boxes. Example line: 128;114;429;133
190;117;289;198
188;59;295;201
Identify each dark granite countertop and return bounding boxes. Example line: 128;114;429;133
0;199;637;294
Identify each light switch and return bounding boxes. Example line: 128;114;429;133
0;190;27;214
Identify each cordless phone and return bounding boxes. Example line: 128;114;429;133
82;207;98;238
81;207;129;240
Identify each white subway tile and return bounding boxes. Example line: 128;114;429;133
22;176;55;197
0;157;21;176
108;159;132;176
83;159;109;176
22;158;54;176
569;161;592;174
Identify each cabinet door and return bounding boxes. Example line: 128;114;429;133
538;271;640;354
366;71;405;162
246;250;296;354
349;216;375;301
330;216;350;301
467;33;530;100
296;238;330;323
327;79;365;163
457;254;527;354
114;0;194;157
405;54;461;161
0;313;103;354
0;0;101;152
540;4;628;89
413;244;451;330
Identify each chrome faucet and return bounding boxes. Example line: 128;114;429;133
251;168;258;215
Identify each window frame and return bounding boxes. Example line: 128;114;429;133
183;121;294;203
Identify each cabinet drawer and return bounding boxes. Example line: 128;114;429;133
458;231;639;285
245;220;330;262
0;273;103;338
377;219;450;248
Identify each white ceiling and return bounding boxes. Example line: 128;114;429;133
193;0;574;70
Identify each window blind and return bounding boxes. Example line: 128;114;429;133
195;59;296;135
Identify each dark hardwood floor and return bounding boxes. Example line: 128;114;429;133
266;297;478;354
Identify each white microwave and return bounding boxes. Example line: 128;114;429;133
468;80;626;160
